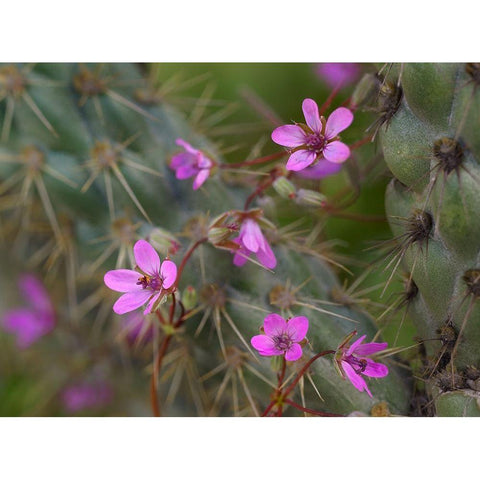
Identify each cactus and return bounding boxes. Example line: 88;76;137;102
373;63;480;416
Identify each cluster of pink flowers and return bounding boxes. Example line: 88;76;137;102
2;274;55;349
104;240;177;315
272;98;353;172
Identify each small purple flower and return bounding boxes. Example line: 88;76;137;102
232;218;276;269
2;274;55;349
170;138;213;190
335;332;389;397
315;63;360;88
271;98;353;172
251;313;309;362
61;381;113;414
104;239;177;315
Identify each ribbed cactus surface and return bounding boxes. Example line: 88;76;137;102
379;63;480;416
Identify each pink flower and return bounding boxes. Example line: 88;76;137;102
232;218;276;269
61;381;113;413
251;313;308;361
315;63;360;88
271;99;353;172
2;274;55;349
170;138;213;190
335;332;389;397
104;239;177;315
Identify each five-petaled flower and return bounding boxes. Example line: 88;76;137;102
334;331;389;397
271;98;353;172
251;313;308;361
104;239;177;315
232;218;276;269
170;138;213;190
2;274;55;349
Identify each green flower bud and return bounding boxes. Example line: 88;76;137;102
272;176;296;199
182;286;198;310
295;189;327;208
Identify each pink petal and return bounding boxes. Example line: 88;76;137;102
323;141;350;164
286;316;309;342
170;152;195;170
160;260;177;289
134;240;161;276
3;309;48;349
18;275;52;313
113;290;152;315
175;138;198;155
325;107;354;138
176;164;198;179
256;240;277;269
342;361;372;397
285;343;303;361
271;125;307;147
233;241;249;267
286;149;317;171
192;169;210;190
363;359;389;378
295;159;343;179
302;98;322;133
316;63;360;88
354;342;388;356
241;219;263;253
263;313;287;337
251;334;278;356
197;154;212;169
144;291;162;315
347;335;367;356
104;269;143;292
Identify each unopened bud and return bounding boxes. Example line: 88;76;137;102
208;226;235;245
272;176;296;199
295;189;327;208
149;228;181;255
182;286;198;310
351;73;380;110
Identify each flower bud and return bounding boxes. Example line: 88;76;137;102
351;73;380;110
272;176;296;199
149;228;181;255
182;286;198;310
295;189;327;208
208;227;235;246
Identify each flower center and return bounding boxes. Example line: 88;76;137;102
136;274;163;291
273;333;293;351
305;133;326;153
346;355;368;374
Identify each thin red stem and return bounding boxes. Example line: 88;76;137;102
282;350;335;399
318;85;343;116
283;399;343;417
220;151;286;169
150;334;173;417
175;237;208;288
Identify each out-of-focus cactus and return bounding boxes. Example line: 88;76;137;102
0;63;409;416
370;63;480;416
